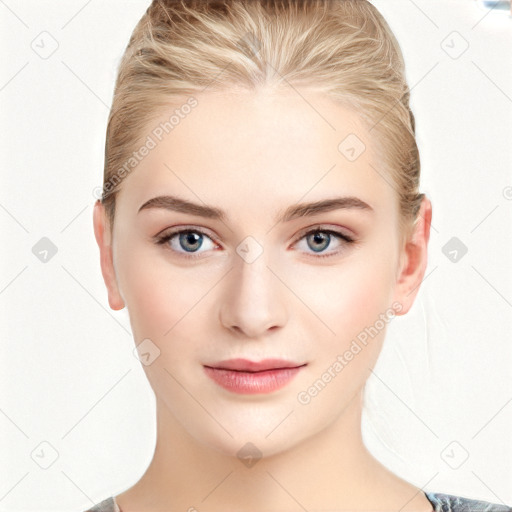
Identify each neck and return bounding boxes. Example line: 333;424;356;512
117;389;431;512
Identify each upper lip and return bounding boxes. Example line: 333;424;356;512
205;358;306;372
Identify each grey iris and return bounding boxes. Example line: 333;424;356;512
180;232;203;252
308;231;330;252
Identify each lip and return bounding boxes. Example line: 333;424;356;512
204;358;307;394
207;358;304;372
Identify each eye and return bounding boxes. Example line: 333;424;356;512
154;227;219;259
293;226;355;259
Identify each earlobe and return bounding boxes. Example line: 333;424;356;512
392;197;432;315
92;200;125;311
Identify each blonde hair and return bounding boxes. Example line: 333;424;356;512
101;0;425;247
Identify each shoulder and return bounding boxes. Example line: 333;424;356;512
425;491;512;512
81;496;120;512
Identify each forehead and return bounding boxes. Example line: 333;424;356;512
116;86;395;218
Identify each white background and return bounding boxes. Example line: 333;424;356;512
0;1;511;511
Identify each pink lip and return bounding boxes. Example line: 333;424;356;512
208;358;304;372
204;358;306;394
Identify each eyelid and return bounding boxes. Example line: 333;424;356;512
292;223;355;243
153;224;222;244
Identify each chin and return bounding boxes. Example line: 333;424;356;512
197;426;301;461
184;405;322;463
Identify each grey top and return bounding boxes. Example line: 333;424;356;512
83;496;120;512
83;491;512;511
425;493;512;512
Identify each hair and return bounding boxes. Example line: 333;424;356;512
101;0;425;249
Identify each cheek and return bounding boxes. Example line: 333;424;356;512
115;243;209;341
294;248;396;333
293;251;397;409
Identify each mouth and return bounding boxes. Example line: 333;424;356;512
203;358;307;395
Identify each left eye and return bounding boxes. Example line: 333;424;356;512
294;228;354;258
154;226;355;259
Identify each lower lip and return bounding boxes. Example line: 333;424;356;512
203;366;304;394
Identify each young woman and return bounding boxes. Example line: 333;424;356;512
87;1;511;511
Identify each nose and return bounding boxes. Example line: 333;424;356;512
218;248;288;339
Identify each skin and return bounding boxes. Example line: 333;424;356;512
93;86;433;512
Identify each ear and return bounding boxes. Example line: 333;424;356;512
92;200;125;311
392;197;432;315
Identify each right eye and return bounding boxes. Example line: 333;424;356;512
154;227;220;259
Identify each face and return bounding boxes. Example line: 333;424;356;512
94;86;429;458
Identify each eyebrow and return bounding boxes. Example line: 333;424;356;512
137;194;373;223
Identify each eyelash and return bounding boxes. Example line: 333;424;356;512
154;225;356;260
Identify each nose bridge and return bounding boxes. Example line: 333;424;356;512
219;239;287;337
237;244;272;297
